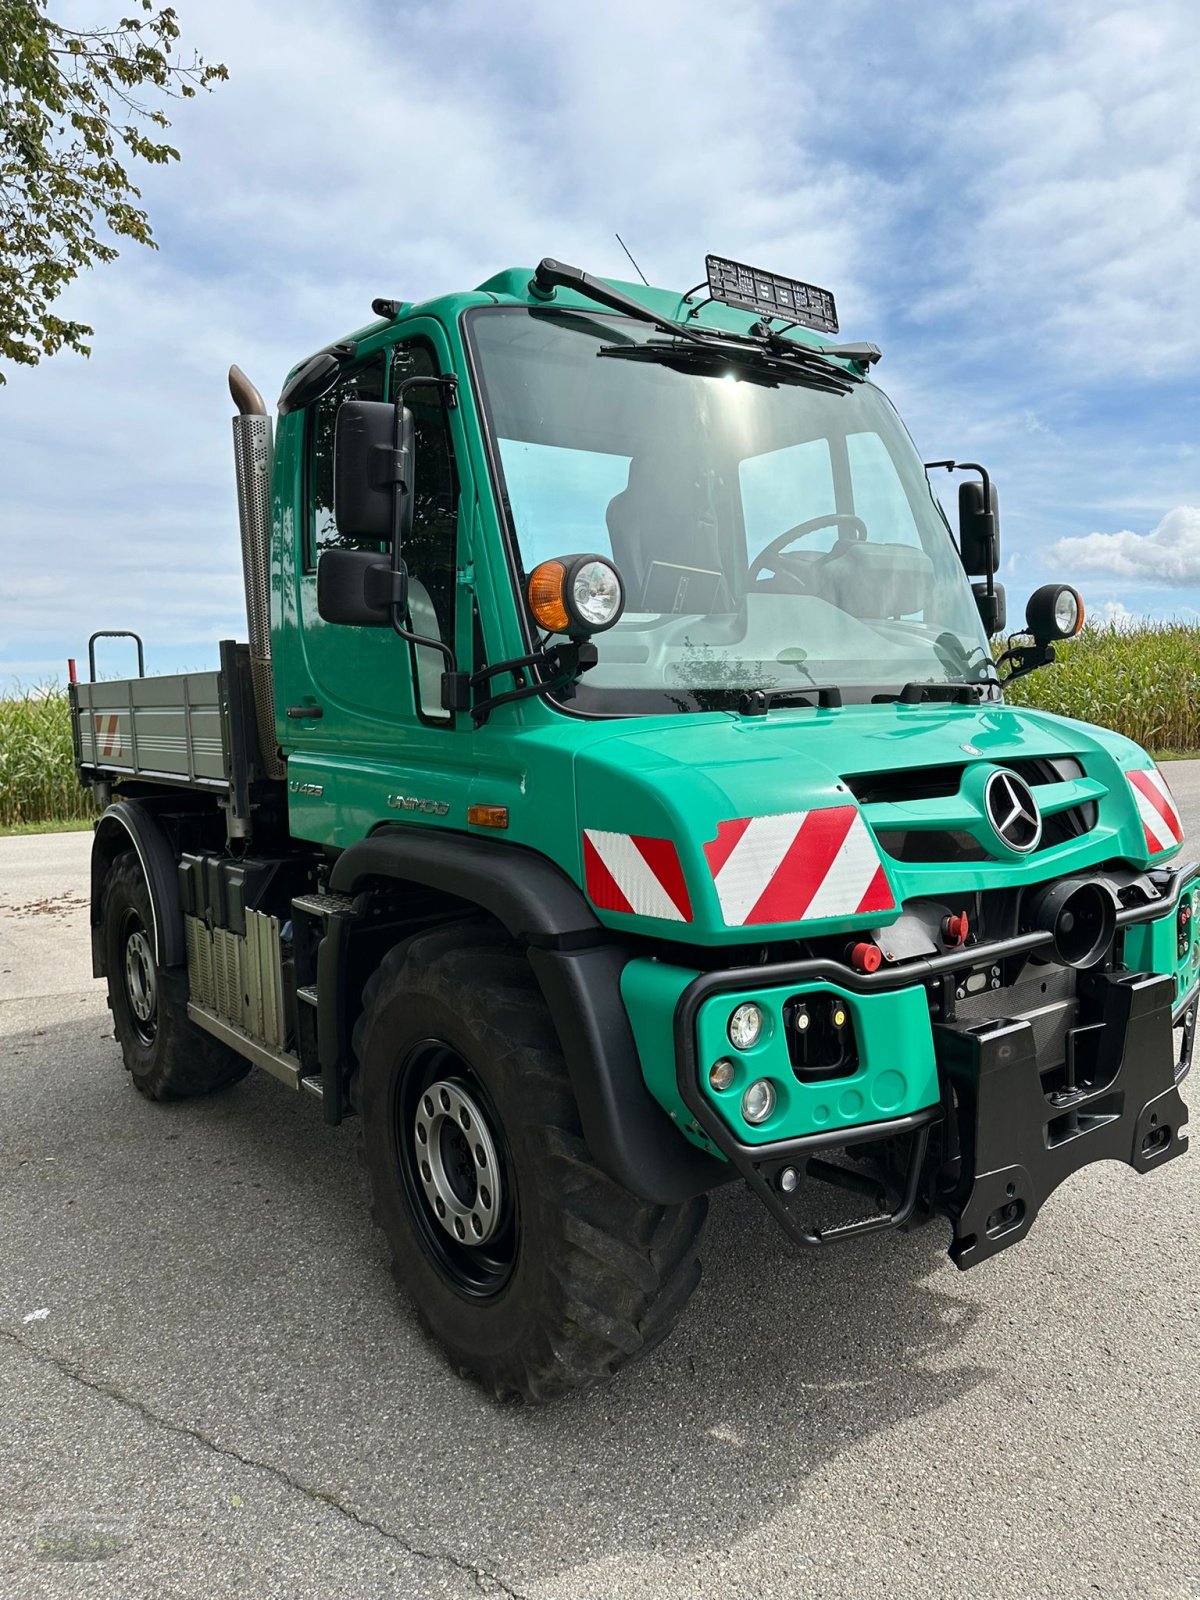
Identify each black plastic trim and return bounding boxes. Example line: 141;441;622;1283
529;944;727;1204
90;801;185;975
327;824;602;946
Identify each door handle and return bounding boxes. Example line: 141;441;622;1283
286;704;324;719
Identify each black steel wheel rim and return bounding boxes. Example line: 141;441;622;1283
392;1039;519;1297
120;907;158;1046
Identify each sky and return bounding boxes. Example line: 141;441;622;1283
1;0;1197;688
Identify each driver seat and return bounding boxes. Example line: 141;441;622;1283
606;456;729;609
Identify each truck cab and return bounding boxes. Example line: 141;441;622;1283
73;255;1195;1401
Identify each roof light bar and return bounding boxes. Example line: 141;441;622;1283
705;254;839;335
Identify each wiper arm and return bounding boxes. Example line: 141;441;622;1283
738;685;843;714
530;257;707;344
597;338;855;395
874;680;985;705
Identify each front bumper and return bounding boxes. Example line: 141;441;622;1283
671;861;1196;1267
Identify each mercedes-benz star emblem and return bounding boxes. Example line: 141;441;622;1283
984;769;1042;854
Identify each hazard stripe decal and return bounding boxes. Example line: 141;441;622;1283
704;805;894;927
582;830;693;922
1126;767;1184;855
93;713;121;760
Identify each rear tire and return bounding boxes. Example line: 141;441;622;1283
101;850;249;1100
353;921;708;1401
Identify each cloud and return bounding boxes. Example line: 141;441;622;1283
1050;506;1200;584
1092;599;1143;631
2;0;1198;691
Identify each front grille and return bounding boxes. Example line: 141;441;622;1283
854;754;1098;862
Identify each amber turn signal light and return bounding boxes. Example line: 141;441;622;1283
467;803;509;829
527;553;625;636
527;560;572;634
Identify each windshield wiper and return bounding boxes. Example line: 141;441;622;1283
874;680;986;705
597;337;855;394
530;257;708;345
738;685;843;714
530;257;857;393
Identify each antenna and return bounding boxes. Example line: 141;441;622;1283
614;232;649;286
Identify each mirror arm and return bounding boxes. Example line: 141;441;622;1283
997;636;1056;684
471;641;599;727
925;458;997;595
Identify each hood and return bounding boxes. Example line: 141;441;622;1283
571;701;1181;944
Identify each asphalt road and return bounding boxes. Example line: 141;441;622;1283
3;772;1200;1600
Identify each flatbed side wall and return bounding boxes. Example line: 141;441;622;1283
73;670;230;790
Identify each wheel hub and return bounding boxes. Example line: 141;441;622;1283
123;928;156;1025
414;1079;502;1246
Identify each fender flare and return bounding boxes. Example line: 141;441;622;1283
329;826;725;1202
90;801;185;977
328;825;601;946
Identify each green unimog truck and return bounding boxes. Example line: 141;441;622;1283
71;254;1195;1400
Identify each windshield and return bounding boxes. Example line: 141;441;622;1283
468;307;994;714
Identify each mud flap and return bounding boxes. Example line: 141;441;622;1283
935;970;1189;1270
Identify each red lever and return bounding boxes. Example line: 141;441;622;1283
943;911;970;947
848;940;882;974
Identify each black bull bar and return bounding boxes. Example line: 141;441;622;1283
673;865;1196;1269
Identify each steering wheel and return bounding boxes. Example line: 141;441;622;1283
749;513;869;587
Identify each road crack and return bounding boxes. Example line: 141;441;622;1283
0;1326;530;1599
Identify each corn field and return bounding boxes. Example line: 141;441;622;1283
1;630;1198;828
1001;622;1200;753
0;687;98;829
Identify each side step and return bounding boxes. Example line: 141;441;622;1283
188;1001;324;1097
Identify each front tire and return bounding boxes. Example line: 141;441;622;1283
353;922;708;1401
101;850;249;1101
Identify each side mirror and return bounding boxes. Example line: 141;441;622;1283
317;549;408;627
333;400;415;544
959;478;1000;574
972;580;1007;636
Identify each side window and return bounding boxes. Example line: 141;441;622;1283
392;342;459;721
307;353;387;562
846;431;921;548
739;439;837;555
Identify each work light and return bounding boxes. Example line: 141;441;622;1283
527;554;625;636
1026;584;1084;643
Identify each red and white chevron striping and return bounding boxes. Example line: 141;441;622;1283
582;830;694;922
582;805;894;929
703;805;894;927
1126;767;1184;855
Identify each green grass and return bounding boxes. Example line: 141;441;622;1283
1;627;1198;831
1000;621;1200;755
0;686;100;830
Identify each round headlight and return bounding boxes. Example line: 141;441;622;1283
709;1058;736;1092
1026;583;1084;642
741;1078;776;1125
1053;588;1081;635
728;1002;764;1050
527;553;626;636
570;557;624;631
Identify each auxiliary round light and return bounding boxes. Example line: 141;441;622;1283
1026;583;1085;643
527;553;625;636
728;1002;764;1050
571;558;624;630
709;1058;736;1092
741;1078;776;1125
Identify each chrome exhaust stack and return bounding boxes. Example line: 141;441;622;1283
229;366;285;781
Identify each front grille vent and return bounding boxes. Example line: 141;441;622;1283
855;755;1098;862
